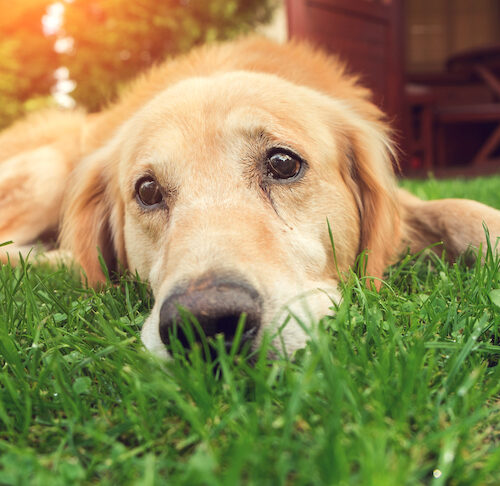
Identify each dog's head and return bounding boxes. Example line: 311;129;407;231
61;62;399;358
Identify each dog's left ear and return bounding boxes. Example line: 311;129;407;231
60;142;126;286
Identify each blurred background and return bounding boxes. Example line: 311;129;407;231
1;0;500;175
0;0;279;126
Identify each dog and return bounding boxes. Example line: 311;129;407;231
1;37;499;358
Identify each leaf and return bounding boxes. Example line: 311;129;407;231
489;289;500;308
52;313;67;323
72;377;91;395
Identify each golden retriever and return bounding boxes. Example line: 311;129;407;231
1;38;499;358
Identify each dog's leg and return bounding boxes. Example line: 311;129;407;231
398;188;500;259
0;111;87;264
0;146;70;244
0;244;75;266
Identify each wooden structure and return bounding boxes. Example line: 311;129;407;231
286;0;405;161
436;46;500;166
286;0;500;173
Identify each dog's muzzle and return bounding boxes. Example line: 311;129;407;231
159;273;262;352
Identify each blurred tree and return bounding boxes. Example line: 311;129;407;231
0;0;277;129
63;0;277;111
0;0;59;128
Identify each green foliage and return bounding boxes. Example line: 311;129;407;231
0;0;58;129
400;174;500;208
0;0;277;127
63;0;277;111
0;177;499;484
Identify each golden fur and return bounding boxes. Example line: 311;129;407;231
1;38;499;357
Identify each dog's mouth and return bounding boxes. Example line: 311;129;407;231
140;270;343;361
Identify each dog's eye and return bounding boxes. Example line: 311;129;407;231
266;151;302;180
135;177;163;208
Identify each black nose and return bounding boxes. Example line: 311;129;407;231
159;274;262;352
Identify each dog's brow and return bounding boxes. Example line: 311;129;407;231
231;124;305;159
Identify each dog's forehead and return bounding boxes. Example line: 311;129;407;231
115;71;354;198
148;70;330;116
125;71;339;157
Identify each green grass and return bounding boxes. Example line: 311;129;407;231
1;176;500;485
400;174;500;207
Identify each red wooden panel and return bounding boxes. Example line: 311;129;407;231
286;0;404;129
306;5;388;100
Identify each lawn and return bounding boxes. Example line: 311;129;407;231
0;176;499;485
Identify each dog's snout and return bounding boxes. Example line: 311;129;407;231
159;275;262;352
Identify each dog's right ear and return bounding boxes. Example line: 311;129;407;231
60;142;126;286
399;188;500;259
